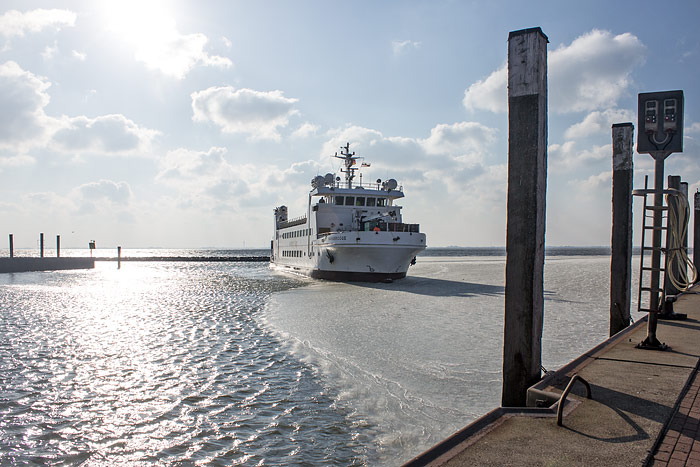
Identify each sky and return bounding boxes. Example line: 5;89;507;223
0;1;699;249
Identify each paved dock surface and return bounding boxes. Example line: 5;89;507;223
410;287;700;466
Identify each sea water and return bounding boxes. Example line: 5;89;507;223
0;249;642;465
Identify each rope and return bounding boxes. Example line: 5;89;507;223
665;190;698;292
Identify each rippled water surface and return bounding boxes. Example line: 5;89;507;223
0;260;369;465
1;249;642;465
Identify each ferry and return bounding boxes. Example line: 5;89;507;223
271;143;426;281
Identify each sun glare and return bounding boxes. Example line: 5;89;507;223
101;0;176;47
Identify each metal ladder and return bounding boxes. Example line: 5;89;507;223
636;175;668;314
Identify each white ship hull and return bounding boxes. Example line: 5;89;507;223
271;231;426;281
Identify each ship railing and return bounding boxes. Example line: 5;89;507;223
278;216;307;229
361;221;419;233
332;181;403;192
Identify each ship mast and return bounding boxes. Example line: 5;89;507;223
334;143;360;188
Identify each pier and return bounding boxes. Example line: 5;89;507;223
0;257;95;273
404;287;700;466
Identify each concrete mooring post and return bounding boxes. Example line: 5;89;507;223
610;123;634;336
9;234;13;258
502;27;548;407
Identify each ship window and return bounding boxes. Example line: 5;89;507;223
335;196;344;206
377;198;387;207
366;197;376;207
345;196;355;206
355;197;365;206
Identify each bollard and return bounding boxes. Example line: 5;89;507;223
609;123;634;336
502;27;549;407
9;234;13;258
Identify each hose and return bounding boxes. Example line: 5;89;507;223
665;190;698;292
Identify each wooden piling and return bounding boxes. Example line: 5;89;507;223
40;232;44;258
502;27;548;407
56;235;61;258
610;123;634;336
9;234;13;258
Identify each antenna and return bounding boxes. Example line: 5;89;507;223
333;142;363;188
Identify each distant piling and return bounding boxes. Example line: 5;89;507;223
56;235;61;258
502;27;548;407
9;234;13;258
40;233;44;258
118;246;122;269
609;123;634;336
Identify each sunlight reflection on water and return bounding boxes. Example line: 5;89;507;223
0;261;369;466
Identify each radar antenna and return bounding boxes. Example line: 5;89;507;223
333;143;362;188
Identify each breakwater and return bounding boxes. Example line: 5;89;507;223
94;256;269;262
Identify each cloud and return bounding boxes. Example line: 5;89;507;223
564;108;636;140
549;141;611;172
52;114;159;155
157;146;280;210
0;154;35;169
687;122;700;134
422;122;497;155
0;61;158;157
321;121;498;189
41;41;59;60
292;122;320;139
157;146;230;183
574;170;612;192
550;30;645;112
392;40;421;56
462;65;507;113
463;30;646;114
72;50;86;61
0;9;76;37
0;61;54;149
191;86;299;140
77;179;133;204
